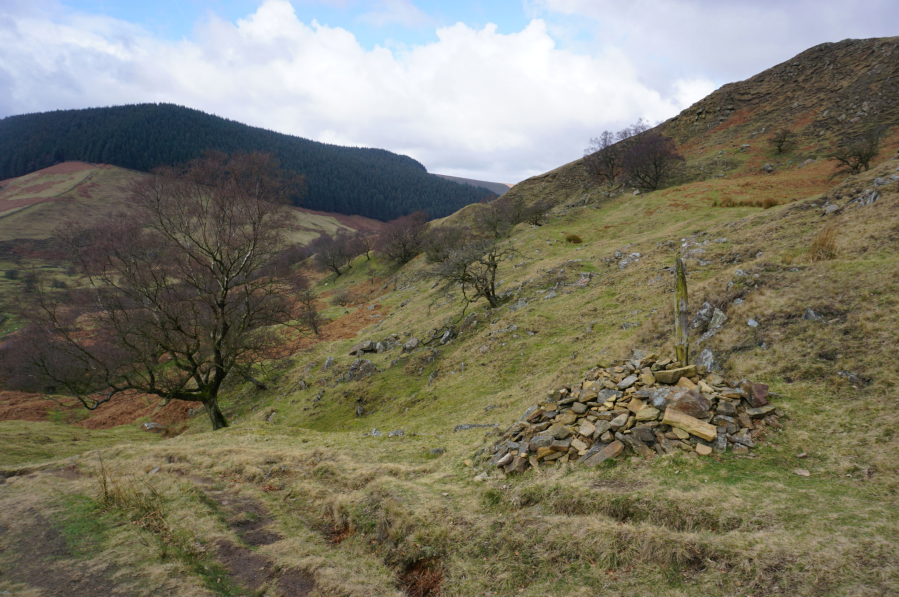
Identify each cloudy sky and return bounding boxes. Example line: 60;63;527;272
1;0;896;183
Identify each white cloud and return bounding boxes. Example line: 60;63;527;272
0;0;722;183
533;0;899;87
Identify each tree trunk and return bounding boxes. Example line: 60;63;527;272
204;397;229;430
674;257;689;366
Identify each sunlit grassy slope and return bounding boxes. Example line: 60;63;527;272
4;139;899;596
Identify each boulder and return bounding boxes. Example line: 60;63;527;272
669;390;711;419
694;348;720;373
344;359;377;381
349;340;375;355
739;380;770;407
403;337;419;352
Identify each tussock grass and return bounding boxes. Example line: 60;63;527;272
808;221;839;262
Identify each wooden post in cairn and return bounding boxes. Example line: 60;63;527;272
674;257;689;366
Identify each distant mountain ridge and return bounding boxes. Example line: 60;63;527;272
434;174;512;196
0;104;493;221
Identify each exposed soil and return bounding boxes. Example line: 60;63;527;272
0;508;140;596
0;389;202;431
192;476;315;596
398;558;444;597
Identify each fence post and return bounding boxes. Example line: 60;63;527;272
674;257;689;365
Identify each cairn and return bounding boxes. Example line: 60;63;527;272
484;353;782;475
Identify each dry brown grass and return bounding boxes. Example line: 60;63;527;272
808;221;839;262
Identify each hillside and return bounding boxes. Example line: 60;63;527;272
0;104;494;220
434;174;512;196
2;37;899;597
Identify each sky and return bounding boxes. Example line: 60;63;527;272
1;0;897;183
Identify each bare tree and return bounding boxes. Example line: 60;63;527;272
769;128;797;154
378;211;428;264
350;231;377;261
521;197;554;225
431;239;517;309
583;130;622;184
310;231;355;276
583;119;652;184
297;287;322;335
422;225;471;264
828;128;883;177
18;152;307;430
621;133;685;190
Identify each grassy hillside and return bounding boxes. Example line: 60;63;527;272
2;37;899;597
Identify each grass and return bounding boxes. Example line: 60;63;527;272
2;132;899;594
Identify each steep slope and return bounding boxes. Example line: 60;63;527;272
0;104;494;220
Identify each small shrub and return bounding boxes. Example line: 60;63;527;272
331;287;352;306
565;234;583;244
808;222;838;262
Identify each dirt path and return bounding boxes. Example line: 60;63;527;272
191;477;315;596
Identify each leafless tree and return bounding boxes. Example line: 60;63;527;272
769;128;797;154
583;119;651;184
378;211;428;264
310;231;355;276
430;239;517;309
828;128;883;177
17;152;307;430
422;225;471;264
350;231;377;261
621;133;685;190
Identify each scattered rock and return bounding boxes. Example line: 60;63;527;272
747;318;759;328
763;163;775;173
794;469;811;477
403;337;419;352
388;430;404;438
323;356;335;371
454;423;499;432
142;422;164;431
369;429;383;437
695;444;712;456
429;448;445;456
579;441;624;467
349;340;375;355
343;359;378;382
803;308;824;321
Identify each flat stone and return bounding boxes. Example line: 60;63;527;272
627;398;646;413
558;413;578;425
635;406;660;422
549;424;572;440
529;435;554;451
570;438;589;452
579;440;624;467
746;405;776;419
676;377;698;390
672;427;690;440
662;408;718;441
572;402;588;415
349;340;375;354
640;371;656;386
617;375;639;390
551;438;572;452
732;444;749;455
592;421;612;438
599;431;614;443
536;446;553;460
625;435;655;458
579;421;597;437
609;413;629;430
653;366;696;385
715;401;736;416
793;469;811;477
695;444;712;456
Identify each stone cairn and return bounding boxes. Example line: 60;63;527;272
485;353;783;474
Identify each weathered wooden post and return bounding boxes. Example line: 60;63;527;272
674;257;689;365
